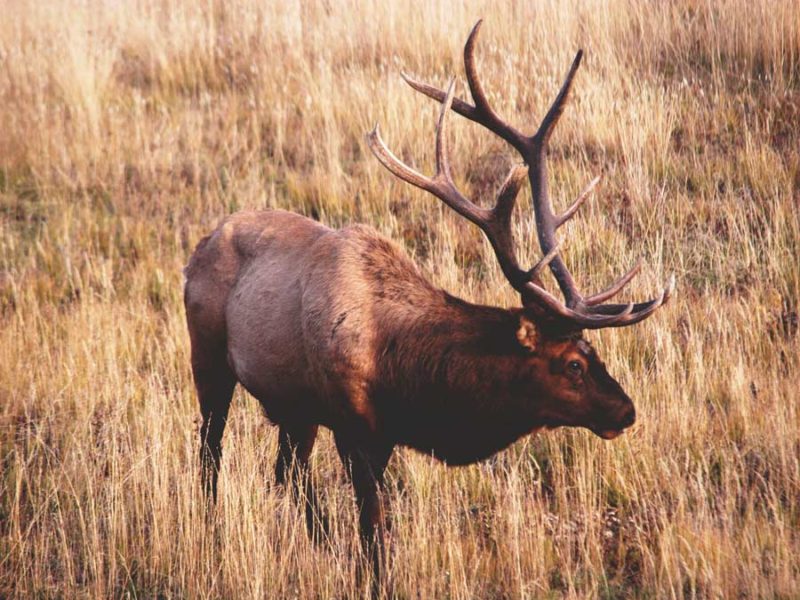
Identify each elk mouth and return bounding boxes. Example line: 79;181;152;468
594;428;624;440
542;419;629;439
591;419;634;439
590;405;636;440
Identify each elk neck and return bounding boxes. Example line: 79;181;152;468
374;290;551;463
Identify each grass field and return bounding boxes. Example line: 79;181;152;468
1;0;799;597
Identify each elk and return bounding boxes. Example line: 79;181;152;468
184;19;673;581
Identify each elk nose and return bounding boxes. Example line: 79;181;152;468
620;405;636;428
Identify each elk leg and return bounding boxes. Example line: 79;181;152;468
274;423;329;542
193;352;236;504
334;432;393;589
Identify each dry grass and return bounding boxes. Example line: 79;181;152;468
1;0;799;597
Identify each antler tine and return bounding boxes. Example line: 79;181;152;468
367;80;488;227
493;164;529;223
401;21;531;155
400;71;481;122
524;273;675;330
488;164;530;288
463;21;530;153
556;175;601;228
590;274;675;312
523;281;636;328
589;275;675;328
584;260;641;306
528;240;562;284
462;21;495;122
534;50;583;147
434;81;457;184
527;271;674;329
367;124;433;192
431;82;533;287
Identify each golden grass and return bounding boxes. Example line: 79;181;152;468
1;0;798;597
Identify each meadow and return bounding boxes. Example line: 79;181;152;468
1;0;798;597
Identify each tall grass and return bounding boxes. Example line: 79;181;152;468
1;0;798;597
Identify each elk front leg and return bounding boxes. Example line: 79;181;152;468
334;432;394;590
274;422;329;543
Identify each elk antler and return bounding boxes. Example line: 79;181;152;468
399;20;674;330
367;81;534;290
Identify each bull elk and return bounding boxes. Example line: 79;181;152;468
184;20;673;582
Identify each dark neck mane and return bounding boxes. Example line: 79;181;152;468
378;291;519;388
375;292;546;463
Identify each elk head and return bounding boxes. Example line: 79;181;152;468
367;21;673;439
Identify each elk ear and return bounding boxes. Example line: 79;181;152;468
516;316;539;353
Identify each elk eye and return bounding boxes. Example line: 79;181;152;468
567;360;583;376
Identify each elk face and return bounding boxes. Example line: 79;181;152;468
516;317;636;439
539;335;635;439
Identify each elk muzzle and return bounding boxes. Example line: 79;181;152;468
593;402;636;440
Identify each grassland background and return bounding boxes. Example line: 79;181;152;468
1;0;799;597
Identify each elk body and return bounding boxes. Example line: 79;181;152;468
184;20;673;579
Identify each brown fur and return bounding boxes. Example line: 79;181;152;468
184;208;636;579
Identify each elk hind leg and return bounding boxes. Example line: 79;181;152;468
193;350;236;504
